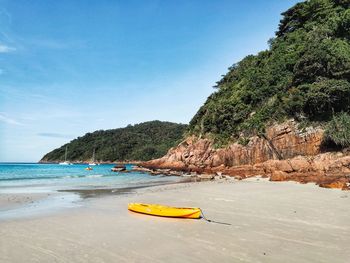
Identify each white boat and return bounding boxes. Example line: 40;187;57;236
88;148;97;166
59;146;73;165
59;161;72;165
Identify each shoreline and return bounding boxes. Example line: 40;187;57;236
140;153;350;191
1;170;347;222
1;178;349;262
37;160;143;165
0;176;198;221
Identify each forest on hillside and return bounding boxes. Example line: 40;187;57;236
189;0;350;148
41;121;187;162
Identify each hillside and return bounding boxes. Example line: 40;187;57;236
189;0;350;148
40;121;187;162
143;0;350;190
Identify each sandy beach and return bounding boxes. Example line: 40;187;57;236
0;192;49;211
1;179;349;263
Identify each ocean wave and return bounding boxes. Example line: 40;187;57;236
86;174;104;178
0;176;60;181
0;174;109;181
62;175;80;179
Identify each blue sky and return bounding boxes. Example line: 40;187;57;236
0;0;300;162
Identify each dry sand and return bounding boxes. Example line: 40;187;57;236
1;179;349;263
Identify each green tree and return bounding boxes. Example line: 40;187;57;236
188;0;350;148
41;121;187;162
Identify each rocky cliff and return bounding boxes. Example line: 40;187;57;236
142;120;350;190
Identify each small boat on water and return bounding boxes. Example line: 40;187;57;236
128;203;202;219
88;148;97;166
85;167;93;171
59;146;73;165
59;161;72;165
111;164;126;172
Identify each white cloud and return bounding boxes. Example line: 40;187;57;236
37;132;73;139
19;37;86;50
0;43;15;53
0;113;23;125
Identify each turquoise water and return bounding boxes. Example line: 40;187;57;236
0;163;182;220
0;163;179;193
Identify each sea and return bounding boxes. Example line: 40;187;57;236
0;163;181;219
0;163;181;191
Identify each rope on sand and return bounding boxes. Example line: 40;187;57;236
200;209;231;226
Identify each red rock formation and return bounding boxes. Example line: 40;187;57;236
142;120;350;190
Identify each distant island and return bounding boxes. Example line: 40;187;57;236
40;121;187;163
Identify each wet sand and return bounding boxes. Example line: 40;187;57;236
1;179;349;262
0;192;49;211
58;178;193;199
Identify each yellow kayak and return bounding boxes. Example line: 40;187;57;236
128;203;202;219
